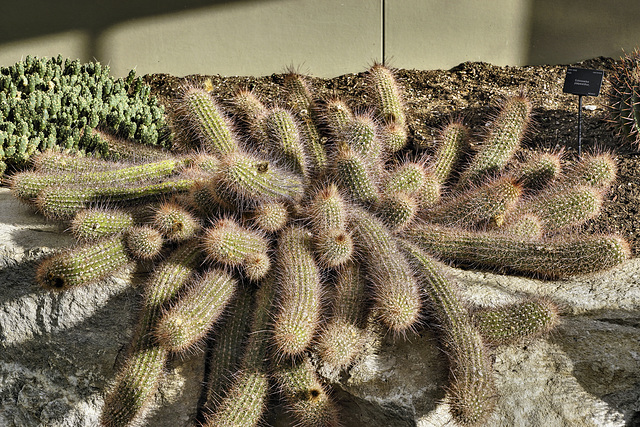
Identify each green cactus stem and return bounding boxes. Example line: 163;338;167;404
176;85;238;155
427;177;522;228
472;298;559;346
274;357;339;427
100;242;201;427
432;121;468;185
335;144;380;206
607;49;640;147
151;201;200;241
367;63;406;129
155;268;237;353
263;107;308;176
378;192;418;230
203;286;253;411
203;277;276;427
32;150;117;174
284;72;328;175
400;240;495;426
35;175;199;219
213;151;305;206
515;185;602;232
350;208;421;334
315;261;368;371
202;218;270;280
405;223;630;278
70;207;136;241
322;98;354;138
125;225;164;260
250;201;289;233
308;184;354;266
565;152;617;190
510;151;561;190
273;227;322;358
9;156;189;202
458;95;531;186
36;235;131;291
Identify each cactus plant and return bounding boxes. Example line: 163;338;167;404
0;55;169;173
607;49;640;147
8;62;631;427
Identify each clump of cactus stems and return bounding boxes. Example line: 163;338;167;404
607;49;640;148
8;64;630;427
0;55;170;175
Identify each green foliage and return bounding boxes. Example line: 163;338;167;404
11;63;630;427
0;55;169;171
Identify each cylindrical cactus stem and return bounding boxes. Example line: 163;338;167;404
472;298;559;346
366;63;407;129
203;277;276;427
202;218;271;281
515;185;602;232
204;286;254;411
250;201;289;233
377;192;418;230
607;49;640;147
432;121;468;185
404;223;630;278
175;85;238;155
284;72;328;176
342;114;383;170
399;240;495;426
350;208;421;334
36;235;131;291
500;213;543;240
308;184;354;266
510;151;561;190
335;144;380;206
31;150;115;174
564;152;617;191
35;176;199;219
100;242;201;427
213;151;305;206
154;268;237;353
263;107;308;177
230;89;268;128
71;207;136;241
125;226;164;260
87;128;172;162
458;95;532;186
315;261;368;371
379;121;408;152
274;357;340;427
426;177;522;228
273;227;322;358
9;157;188;202
151;201;200;241
383;160;441;208
322;98;354;138
100;346;169;427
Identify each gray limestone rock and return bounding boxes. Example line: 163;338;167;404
1;186;639;426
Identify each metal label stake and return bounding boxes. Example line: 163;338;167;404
562;67;604;156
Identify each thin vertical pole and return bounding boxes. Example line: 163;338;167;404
578;95;583;156
381;0;386;65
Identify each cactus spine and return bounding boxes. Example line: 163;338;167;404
607;49;640;147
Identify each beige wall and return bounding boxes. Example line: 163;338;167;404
1;0;639;78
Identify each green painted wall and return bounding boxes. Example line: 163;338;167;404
0;0;639;78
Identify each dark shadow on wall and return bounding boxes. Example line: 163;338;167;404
526;0;640;65
0;0;266;63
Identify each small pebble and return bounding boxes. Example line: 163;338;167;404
583;105;597;111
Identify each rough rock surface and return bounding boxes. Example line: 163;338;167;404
1;185;639;427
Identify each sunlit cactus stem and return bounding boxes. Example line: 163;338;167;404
71;208;136;241
400;240;495;426
432;121;468;184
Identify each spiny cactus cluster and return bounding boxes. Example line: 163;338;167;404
607;49;640;148
7;63;629;427
0;55;170;174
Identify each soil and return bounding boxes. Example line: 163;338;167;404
144;56;640;257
